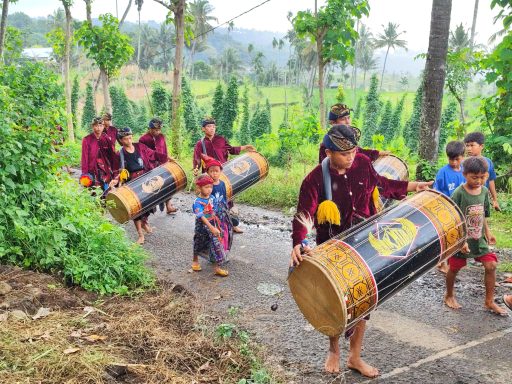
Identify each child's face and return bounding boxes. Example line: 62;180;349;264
92;122;104;136
464;172;487;189
199;184;213;197
448;155;463;170
465;141;484;156
207;165;221;182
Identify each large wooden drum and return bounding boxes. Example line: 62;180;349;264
373;154;409;210
219;152;269;200
106;161;187;223
288;190;466;336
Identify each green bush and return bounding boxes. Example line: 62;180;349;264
0;62;153;295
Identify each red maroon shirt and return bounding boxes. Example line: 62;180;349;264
292;153;408;247
81;133;115;178
139;132;168;158
193;135;241;171
105;125;118;149
112;142;168;176
318;143;380;163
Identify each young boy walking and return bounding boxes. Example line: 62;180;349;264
464;132;500;211
444;156;507;316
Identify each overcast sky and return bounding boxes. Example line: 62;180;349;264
9;0;501;51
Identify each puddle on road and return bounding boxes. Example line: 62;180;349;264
257;282;284;296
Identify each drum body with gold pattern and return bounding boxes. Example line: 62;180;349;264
106;161;187;223
373;154;409;210
218;152;269;200
288;190;466;337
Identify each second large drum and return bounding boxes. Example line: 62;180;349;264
373;154;409;210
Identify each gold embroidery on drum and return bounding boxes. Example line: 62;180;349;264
368;218;417;258
141;175;165;194
230;160;251;176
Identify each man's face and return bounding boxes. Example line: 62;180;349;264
149;127;162;137
448;155;464;170
334;115;351;126
326;148;357;171
465;142;483;156
202;123;216;137
92;122;104;136
103;118;112;127
120;135;133;147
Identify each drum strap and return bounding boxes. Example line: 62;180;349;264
201;138;220;161
321;157;333;201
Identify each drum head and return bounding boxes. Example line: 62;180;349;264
288;258;347;336
106;192;130;224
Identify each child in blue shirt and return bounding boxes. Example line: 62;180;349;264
464;132;500;211
433;140;465;197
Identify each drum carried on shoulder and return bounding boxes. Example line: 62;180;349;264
106;161;187;224
288;190;467;336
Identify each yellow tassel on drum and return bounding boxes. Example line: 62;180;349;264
316;200;341;226
372;187;383;212
119;168;130;183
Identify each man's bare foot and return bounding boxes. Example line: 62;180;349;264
437;262;449;274
142;223;153;233
136;235;145;245
347;357;379;378
444;295;462;309
324;351;340;373
485;302;508;316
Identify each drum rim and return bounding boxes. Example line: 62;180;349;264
288;256;348;337
106;190;132;224
417;189;468;236
374;154;409;180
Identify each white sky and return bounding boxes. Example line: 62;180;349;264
9;0;501;51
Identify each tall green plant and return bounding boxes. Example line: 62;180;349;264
151;81;170;123
218;77;239;140
439;100;458;154
239;86;251;143
81;82;96;130
403;81;424;153
182;76;201;145
390;95;405;136
71;75;80;129
110;85;136;130
361;74;380;146
211;82;224;129
378;100;394;141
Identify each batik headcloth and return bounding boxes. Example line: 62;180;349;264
322;124;359;152
328;103;352;122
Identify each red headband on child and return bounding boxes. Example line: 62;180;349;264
195;174;214;187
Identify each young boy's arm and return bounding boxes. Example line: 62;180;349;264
488;180;500;211
483;218;496;245
201;216;220;236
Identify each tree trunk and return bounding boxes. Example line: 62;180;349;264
84;0;92;25
101;68;112;114
171;0;185;156
469;0;479;50
135;10;142;87
417;0;452;178
317;37;326;130
380;46;390;91
0;0;9;61
189;39;197;78
63;3;75;142
363;70;367;91
119;0;133;27
353;19;359;105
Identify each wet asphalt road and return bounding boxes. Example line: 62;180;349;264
122;193;512;384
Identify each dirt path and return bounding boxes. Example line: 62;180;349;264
124;193;512;383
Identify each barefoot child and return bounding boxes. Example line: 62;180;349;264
192;175;229;277
444;157;507;316
434;140;465;273
203;156;233;255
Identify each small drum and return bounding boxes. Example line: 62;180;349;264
218;152;269;200
373;154;409;210
106;161;187;223
289;190;466;336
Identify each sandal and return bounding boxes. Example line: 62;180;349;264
214;268;229;277
191;263;202;272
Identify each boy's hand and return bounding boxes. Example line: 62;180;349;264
193;166;199;177
379;150;391;156
290;243;312;267
415;180;434;192
487;234;497;246
492;200;501;211
461;242;470;254
108;179;118;189
243;145;256;152
210;227;221;237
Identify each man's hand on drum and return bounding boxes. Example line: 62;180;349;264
406;180;434;193
241;144;256;152
108;179;119;189
290;243;312;267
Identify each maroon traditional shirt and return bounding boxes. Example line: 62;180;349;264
193;135;241;171
112;143;168;176
292;153;408;247
139;132;168;158
105;125;118;149
318;143;380;163
81;133;116;185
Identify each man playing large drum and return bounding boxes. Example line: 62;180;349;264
290;124;432;377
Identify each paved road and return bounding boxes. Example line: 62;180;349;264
122;193;512;383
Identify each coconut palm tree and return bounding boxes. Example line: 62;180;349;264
189;0;217;78
220;47;242;80
373;22;407;90
357;47;378;90
449;23;470;52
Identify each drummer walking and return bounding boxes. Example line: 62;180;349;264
193;117;255;233
290;125;432;377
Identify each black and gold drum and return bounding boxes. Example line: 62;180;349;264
218;152;269;200
106;161;187;223
289;190;466;336
373;154;409;210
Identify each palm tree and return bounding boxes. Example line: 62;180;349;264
418;0;452;174
155;23;175;73
449;23;470;52
134;0;144;86
220;47;242;80
357;47;378;90
138;24;158;70
373;22;407;90
189;0;217;78
252;51;265;86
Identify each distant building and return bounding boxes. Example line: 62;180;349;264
22;47;53;61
